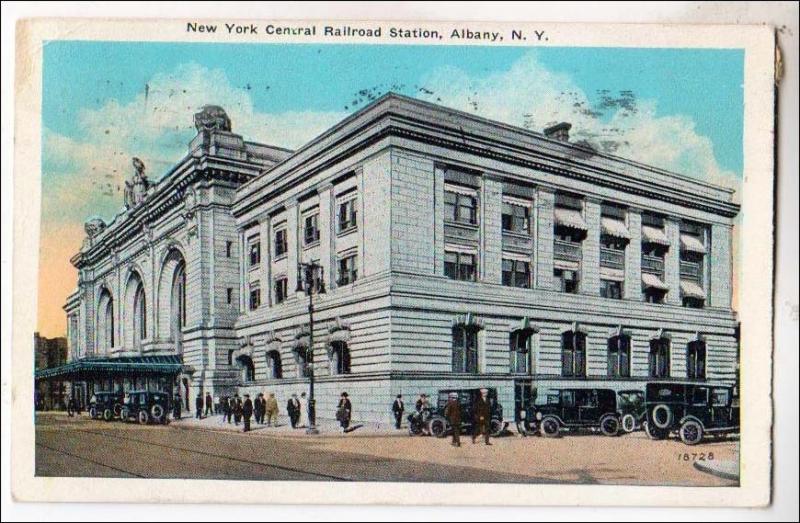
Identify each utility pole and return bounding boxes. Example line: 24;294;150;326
296;261;325;434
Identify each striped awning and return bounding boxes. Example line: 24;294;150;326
35;355;184;380
642;225;670;246
601;217;630;239
554;208;587;230
680;280;706;299
680;233;707;254
642;272;669;290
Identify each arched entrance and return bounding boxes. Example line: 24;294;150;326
158;248;187;354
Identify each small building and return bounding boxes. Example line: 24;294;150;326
34;333;68;409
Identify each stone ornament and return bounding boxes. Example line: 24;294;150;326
193;105;232;133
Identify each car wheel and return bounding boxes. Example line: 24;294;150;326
120;407;130;422
600;416;620;437
621;414;637;433
429;418;449;438
540;417;560;438
679;420;704;445
113;404;123;417
151;404;165;423
490;419;504;437
651;404;673;429
102;408;113;422
88;406;98;419
138;410;149;425
408;419;423;436
644;420;668;440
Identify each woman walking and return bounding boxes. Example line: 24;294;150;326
336;392;352;433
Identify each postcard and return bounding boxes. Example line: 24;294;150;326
11;17;776;506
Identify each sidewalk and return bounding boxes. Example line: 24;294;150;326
171;413;408;437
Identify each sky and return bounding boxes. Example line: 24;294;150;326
38;41;744;337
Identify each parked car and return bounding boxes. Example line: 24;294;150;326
525;388;622;437
617;389;646;433
120;390;171;424
644;382;739;445
88;391;124;421
427;388;506;438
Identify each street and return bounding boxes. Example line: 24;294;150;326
35;412;738;485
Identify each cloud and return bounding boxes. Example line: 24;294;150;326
414;52;741;193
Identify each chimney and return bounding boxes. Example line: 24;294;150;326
544;122;572;142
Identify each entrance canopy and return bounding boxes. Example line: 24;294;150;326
35;355;184;381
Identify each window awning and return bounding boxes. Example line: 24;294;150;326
680;280;706;299
641;225;670;246
642;272;669;290
34;355;184;381
600;267;625;281
554;208;587;231
680;233;707;254
601;217;630;239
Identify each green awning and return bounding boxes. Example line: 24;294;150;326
35;355;184;380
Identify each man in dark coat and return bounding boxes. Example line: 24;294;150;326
472;388;492;445
287;394;300;428
205;392;214;417
195;393;204;419
221;396;231;423
336;392;352;433
233;394;242;425
253;393;264;425
173;394;182;420
392;394;405;429
444;392;461;447
242;394;253;432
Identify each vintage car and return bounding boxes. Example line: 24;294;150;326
526;388;622;437
617;389;647;433
644;382;740;445
88;391;124;421
120;390;171;424
427;388;506;438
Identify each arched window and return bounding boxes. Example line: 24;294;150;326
607;335;631;378
452;326;479;373
266;350;282;379
329;341;351;375
510;329;534;374
236;355;255;383
687;340;706;379
294;346;310;378
649;337;671;378
561;330;586;377
134;285;146;342
158;248;187;353
171;261;186;352
97;289;114;354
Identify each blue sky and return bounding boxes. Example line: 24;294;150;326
38;41;744;336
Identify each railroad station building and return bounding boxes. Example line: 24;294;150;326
51;94;739;422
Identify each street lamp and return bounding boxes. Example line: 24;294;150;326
296;261;325;434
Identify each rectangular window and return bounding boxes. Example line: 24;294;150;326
337;254;358;286
444;190;477;225
711;388;730;407
444;250;476;281
649;338;671;378
274;277;288;304
226;288;233;305
226;241;233;258
337;198;358;232
274;228;287;257
452;327;479;373
600;279;623;299
554;268;580;294
303;213;320;245
687;341;707;379
248;284;261;311
607;335;631;378
502;259;530;288
561;331;586;377
502;202;530;233
248;238;261;268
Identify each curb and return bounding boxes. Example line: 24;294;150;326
693;460;740;482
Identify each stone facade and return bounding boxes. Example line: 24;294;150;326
65;95;740;424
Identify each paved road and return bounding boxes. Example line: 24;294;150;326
35;413;738;485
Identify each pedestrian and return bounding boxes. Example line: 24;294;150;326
205;392;214;418
213;395;220;415
418;394;431;435
220;396;231;423
254;393;264;425
472;388;492;445
233;394;242;425
298;392;309;428
173;393;182;420
444;392;462;447
265;393;279;427
336;392;352;433
195;393;203;419
242;394;253;432
392;394;405;429
287;394;300;428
